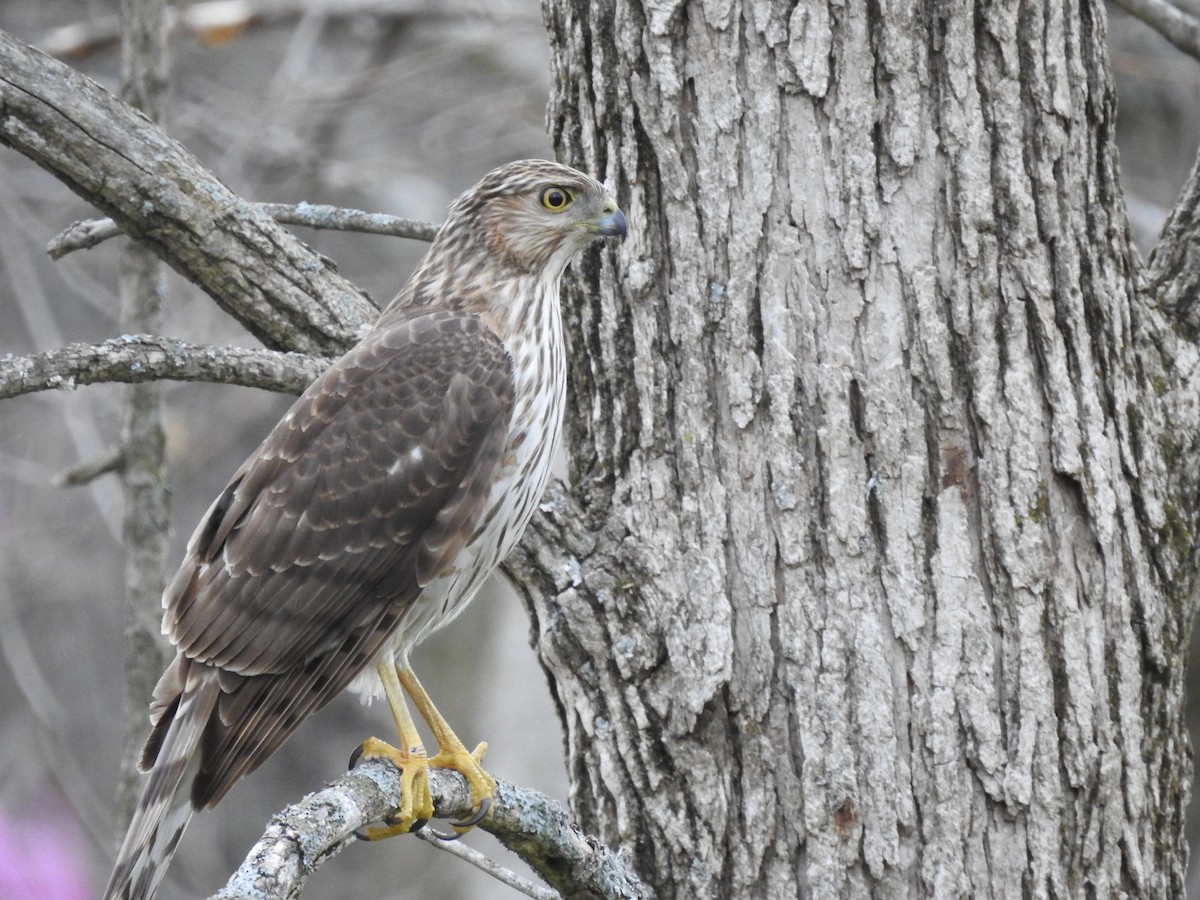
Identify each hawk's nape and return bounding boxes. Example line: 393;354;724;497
103;159;626;900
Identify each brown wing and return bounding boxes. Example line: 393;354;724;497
142;309;514;806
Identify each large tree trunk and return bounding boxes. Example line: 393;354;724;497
509;1;1200;896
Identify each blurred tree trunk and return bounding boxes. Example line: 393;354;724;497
114;0;172;831
510;0;1200;896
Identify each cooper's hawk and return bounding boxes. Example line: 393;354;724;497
104;159;626;900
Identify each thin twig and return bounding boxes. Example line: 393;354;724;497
47;203;438;259
0;335;333;401
260;202;439;243
1111;0;1200;62
414;830;561;900
54;443;125;486
45;218;122;257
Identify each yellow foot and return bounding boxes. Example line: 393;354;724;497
350;736;434;840
428;740;497;836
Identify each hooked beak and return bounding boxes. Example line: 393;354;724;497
586;204;628;241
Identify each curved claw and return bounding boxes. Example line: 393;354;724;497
449;795;492;830
386;812;427;833
348;742;366;770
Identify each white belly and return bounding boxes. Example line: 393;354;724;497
349;313;565;701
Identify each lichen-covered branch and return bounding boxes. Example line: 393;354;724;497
0;28;377;354
48;203;438;259
0;335;331;400
213;757;648;900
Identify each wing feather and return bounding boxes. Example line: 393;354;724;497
143;309;514;806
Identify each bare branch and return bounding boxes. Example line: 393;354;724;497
259;203;438;243
214;758;649;900
48;203;438;260
46;217;122;257
0;29;378;353
54;444;125;486
0;335;332;401
1111;0;1200;62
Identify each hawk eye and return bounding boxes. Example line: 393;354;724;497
540;187;572;211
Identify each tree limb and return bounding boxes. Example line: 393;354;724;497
47;203;438;259
0;28;378;354
1147;147;1200;336
213;758;649;900
0;335;331;400
1110;0;1200;62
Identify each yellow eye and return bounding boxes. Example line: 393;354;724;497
540;187;573;211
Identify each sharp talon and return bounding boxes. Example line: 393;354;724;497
383;810;426;832
450;795;491;829
348;743;365;769
436;827;464;842
354;828;371;842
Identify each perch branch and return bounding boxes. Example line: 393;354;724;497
48;203;438;259
213;758;648;900
0;335;332;401
0;28;378;354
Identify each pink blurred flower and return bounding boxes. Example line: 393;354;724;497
0;809;91;900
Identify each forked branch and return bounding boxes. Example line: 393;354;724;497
0;28;376;353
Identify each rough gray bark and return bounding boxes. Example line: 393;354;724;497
502;0;1200;896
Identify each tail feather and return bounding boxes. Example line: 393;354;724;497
104;660;220;900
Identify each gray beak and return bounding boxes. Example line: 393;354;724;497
590;207;628;241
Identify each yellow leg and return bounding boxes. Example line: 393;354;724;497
353;661;435;839
353;662;496;839
398;666;497;833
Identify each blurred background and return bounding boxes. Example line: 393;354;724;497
0;1;1197;897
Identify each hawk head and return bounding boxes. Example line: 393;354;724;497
381;160;625;334
438;159;627;278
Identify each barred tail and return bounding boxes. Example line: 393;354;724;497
104;658;220;900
